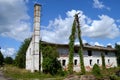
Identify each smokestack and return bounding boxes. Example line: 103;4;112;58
34;4;41;37
32;3;41;72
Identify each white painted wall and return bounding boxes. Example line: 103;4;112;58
26;39;33;70
58;48;117;72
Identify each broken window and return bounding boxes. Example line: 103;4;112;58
97;59;99;64
108;59;110;64
62;60;66;66
88;50;92;56
74;59;77;65
90;59;92;66
74;48;78;53
105;51;108;55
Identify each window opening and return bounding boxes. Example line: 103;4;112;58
74;59;77;65
97;59;99;64
88;50;92;56
90;59;92;66
108;59;110;64
62;60;66;66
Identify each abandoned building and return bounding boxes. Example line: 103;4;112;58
25;4;117;72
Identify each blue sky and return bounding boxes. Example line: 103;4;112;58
0;0;120;58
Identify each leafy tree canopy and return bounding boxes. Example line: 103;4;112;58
4;56;13;64
15;38;31;68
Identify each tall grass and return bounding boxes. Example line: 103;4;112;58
3;65;64;80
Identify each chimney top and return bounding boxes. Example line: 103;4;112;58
34;3;41;7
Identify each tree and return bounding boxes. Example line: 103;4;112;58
15;38;31;68
42;45;62;75
0;51;4;67
68;14;85;74
101;53;106;69
115;44;120;66
4;56;13;64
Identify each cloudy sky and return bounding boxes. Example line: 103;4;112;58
0;0;120;58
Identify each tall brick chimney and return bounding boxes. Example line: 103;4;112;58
32;3;41;72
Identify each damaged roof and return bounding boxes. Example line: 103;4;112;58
40;41;116;52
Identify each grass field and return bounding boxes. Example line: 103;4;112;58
3;65;65;80
2;65;120;80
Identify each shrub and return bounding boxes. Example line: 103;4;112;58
110;74;118;80
92;64;101;76
42;46;62;75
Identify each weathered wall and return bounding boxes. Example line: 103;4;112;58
58;47;117;72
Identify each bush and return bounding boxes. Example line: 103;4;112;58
92;64;101;76
42;46;62;75
110;74;118;80
43;57;62;75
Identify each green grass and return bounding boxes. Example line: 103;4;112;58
3;65;65;80
3;65;120;80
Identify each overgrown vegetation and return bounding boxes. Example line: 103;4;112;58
101;53;106;69
75;14;86;74
3;64;120;80
68;14;85;74
115;44;120;66
92;64;101;77
68;19;76;74
3;65;65;80
14;38;31;68
41;45;62;75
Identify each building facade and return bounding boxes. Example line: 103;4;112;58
41;42;117;72
57;43;117;72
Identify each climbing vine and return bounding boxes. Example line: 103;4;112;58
75;14;86;74
68;20;76;74
68;14;86;74
101;53;106;69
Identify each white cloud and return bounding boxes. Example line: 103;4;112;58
1;22;32;41
82;15;120;39
0;0;31;41
93;0;110;10
1;48;16;58
41;10;86;44
41;10;120;44
117;42;120;45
